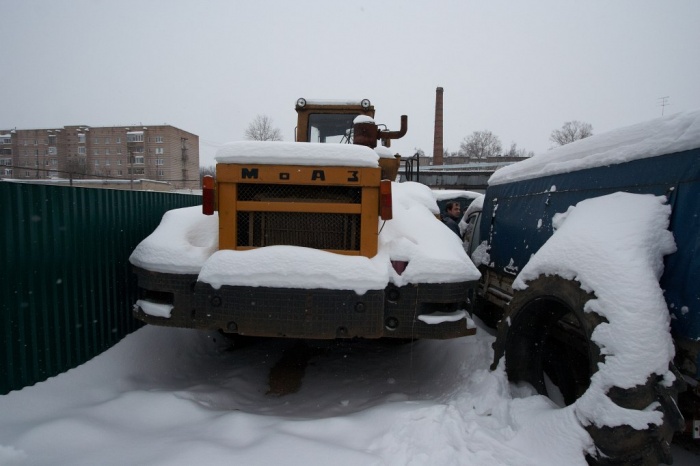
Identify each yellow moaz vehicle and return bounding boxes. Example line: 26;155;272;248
130;99;480;340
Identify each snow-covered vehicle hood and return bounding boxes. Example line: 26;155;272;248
130;181;481;294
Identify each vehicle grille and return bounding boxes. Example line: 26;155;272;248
236;184;362;251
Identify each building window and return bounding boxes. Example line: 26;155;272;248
0;148;11;155
155;158;164;166
34;139;38;145
95;160;100;166
155;147;164;155
131;146;145;153
104;137;110;144
117;170;123;176
117;159;122;166
126;132;144;143
116;137;121;144
51;159;57;166
93;138;100;144
132;156;144;165
157;169;164;176
94;149;100;155
48;146;57;155
1;137;12;144
155;136;164;143
4;168;12;176
128;167;145;175
117;147;122;154
78;147;86;154
106;160;110;166
48;135;57;145
78;134;86;143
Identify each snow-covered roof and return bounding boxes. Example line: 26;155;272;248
489;109;700;186
215;141;379;167
431;189;482;202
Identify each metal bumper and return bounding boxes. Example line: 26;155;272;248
133;266;476;340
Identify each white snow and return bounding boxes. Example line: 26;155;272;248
215;141;379;167
1;324;693;465
490;109;700;185
431;189;482;202
1;189;695;466
135;299;173;318
417;310;471;325
131;181;481;291
513;192;677;431
129;206;219;274
374;145;397;159
354;115;375;124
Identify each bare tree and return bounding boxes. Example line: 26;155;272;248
506;142;534;158
245;115;283;141
64;156;88;179
459;130;503;159
199;165;216;187
549;121;593;146
199;165;215;178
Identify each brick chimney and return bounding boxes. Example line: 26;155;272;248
433;87;444;165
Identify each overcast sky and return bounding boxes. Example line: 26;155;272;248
3;0;699;166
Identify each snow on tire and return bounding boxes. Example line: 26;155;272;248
490;193;685;465
492;275;684;465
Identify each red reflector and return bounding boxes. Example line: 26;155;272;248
380;179;393;220
202;175;215;215
391;260;408;275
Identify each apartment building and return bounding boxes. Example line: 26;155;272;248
0;124;199;190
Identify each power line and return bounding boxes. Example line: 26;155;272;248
658;96;670;116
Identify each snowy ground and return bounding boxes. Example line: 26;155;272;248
0;323;697;466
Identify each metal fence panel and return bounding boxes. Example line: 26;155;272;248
1;182;201;394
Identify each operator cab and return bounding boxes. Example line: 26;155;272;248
295;98;374;144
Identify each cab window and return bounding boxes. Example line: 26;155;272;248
463;212;482;257
308;114;359;143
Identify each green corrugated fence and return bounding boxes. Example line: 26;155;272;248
1;182;201;395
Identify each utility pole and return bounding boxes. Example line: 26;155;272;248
658;96;670;116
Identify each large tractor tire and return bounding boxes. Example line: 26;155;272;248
492;275;684;465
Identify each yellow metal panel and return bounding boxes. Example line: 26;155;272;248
236;201;361;214
217;164;381;187
218;182;237;250
360;186;379;257
236;246;361;256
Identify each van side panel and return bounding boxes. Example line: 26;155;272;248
480;148;700;341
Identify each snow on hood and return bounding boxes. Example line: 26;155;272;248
215;141;379;167
513;192;677;430
129;207;219;274
432;189;482;202
490;109;700;186
463;194;484;219
130;181;480;293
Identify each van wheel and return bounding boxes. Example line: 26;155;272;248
492;275;684;465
